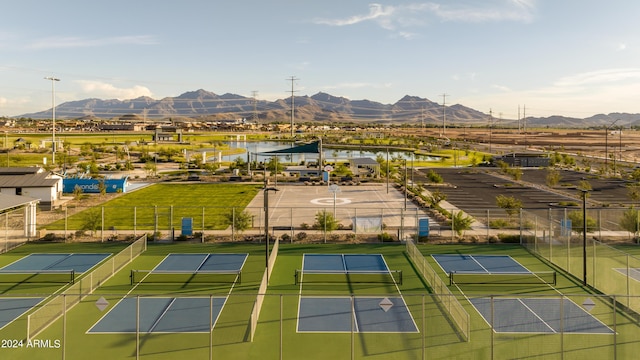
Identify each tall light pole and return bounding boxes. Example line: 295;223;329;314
581;189;588;286
44;76;60;166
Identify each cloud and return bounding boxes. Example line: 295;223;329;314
76;80;153;100
26;35;157;50
312;1;537;35
313;4;395;27
554;68;640;88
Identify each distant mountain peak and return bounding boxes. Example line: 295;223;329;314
15;89;640;128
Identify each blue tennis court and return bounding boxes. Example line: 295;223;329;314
0;253;110;273
0;297;44;330
153;253;247;272
297;296;418;333
297;253;416;333
470;297;614;334
88;297;226;333
432;254;529;274
302;254;388;272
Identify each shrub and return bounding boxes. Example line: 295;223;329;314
378;232;395;242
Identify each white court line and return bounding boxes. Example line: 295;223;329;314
148;298;177;333
468;255;491;273
517;298;557;333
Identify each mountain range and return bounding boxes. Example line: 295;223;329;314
18;89;640;128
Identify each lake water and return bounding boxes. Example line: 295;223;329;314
220;141;435;163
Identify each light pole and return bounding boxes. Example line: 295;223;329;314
44;76;60;166
581;189;588;286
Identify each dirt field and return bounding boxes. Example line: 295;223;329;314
397;127;640;166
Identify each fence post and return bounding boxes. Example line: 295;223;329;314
101;206;104;243
134;206;137;237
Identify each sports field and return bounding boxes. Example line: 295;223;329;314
0;241;640;359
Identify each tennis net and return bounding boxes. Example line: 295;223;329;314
131;270;241;285
0;270;75;284
449;271;556;286
294;269;402;285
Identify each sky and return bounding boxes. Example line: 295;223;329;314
1;0;640;119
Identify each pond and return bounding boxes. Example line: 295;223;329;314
219;141;438;164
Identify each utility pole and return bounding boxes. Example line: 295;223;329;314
441;93;448;137
44;76;60;166
523;105;527;148
489;109;493;154
287;76;299;138
251;90;259;125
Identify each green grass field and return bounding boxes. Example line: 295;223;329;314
45;183;262;231
0;241;639;359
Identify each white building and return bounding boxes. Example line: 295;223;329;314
0;167;63;210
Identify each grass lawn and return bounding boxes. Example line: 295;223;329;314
45;183;262;231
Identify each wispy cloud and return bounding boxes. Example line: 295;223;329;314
76;80;152;100
312;1;537;37
554;68;640;88
26;35;157;50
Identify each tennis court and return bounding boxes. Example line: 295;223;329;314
0;297;44;330
0;253;111;284
89;253;247;334
88;296;226;333
434;253;613;334
296;253;417;333
0;253;111;273
469;297;614;334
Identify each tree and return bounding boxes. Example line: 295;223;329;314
450;210;474;236
496;194;522;219
98;180;107;198
577;180;592;199
224;209;252;236
567;210;597;234
313;210;339;234
73;184;83;201
546;169;561;187
427;189;447;208
426;169;443;183
620;207;640;240
81;208;102;236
